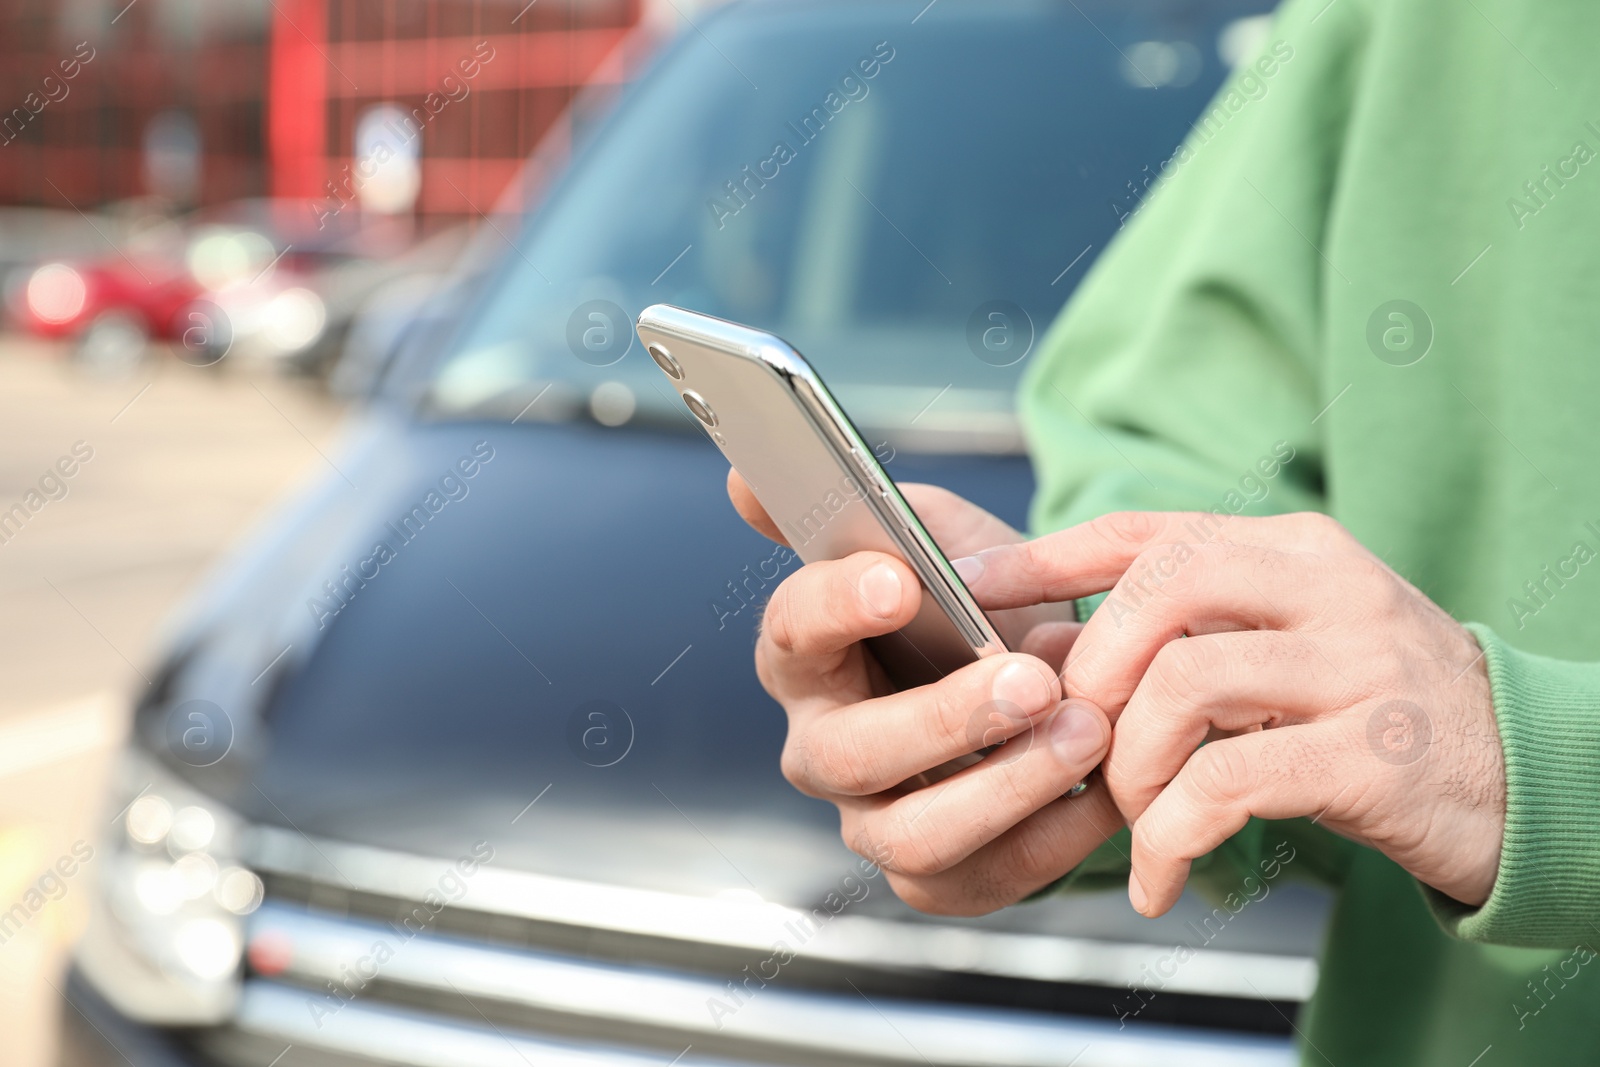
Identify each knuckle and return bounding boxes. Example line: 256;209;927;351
1333;553;1409;622
876;816;949;879
840;814;878;863
1001;820;1068;887
958;807;1109;916
1089;510;1167;549
841;812;885;858
990;758;1042;817
1352;553;1401;596
1303;510;1345;534
760;578;804;656
1125;541;1216;607
1291;510;1347;546
1338;547;1387;580
1147;638;1223;709
1104;738;1167;812
856;835;901;872
779;734;821;794
1188;742;1257;807
927;673;983;749
1010;538;1056;591
763;560;885;658
1101;755;1145;808
934;664;1024;754
752;638;785;699
810;722;876;796
891;844;947;879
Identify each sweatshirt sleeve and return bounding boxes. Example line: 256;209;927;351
1018;0;1369;900
1420;625;1600;948
1020;0;1368;532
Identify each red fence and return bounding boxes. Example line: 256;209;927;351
0;0;642;227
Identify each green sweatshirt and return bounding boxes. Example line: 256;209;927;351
1020;0;1600;1061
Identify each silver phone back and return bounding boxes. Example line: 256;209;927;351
636;304;1006;689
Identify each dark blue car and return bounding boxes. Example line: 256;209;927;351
65;3;1327;1065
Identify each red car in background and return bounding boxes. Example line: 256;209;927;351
20;252;217;372
10;199;422;376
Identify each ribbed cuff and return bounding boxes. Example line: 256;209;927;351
1424;624;1600;947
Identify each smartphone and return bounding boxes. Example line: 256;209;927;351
636;304;1007;690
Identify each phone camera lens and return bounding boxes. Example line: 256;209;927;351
681;389;717;427
648;343;683;379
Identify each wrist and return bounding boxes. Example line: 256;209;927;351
1421;625;1600;947
1432;635;1505;906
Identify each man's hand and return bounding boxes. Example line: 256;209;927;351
729;471;1121;915
959;510;1507;917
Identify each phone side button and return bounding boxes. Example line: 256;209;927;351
879;491;917;535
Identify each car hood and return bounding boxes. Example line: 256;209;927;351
136;412;1040;913
135;412;1333;956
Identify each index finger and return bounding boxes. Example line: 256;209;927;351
953;510;1334;610
728;469;1025;559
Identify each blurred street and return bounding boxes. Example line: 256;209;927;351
0;335;345;1065
0;336;344;722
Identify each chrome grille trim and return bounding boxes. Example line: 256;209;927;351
232;979;709;1067
236;958;1296;1067
242;825;1316;1002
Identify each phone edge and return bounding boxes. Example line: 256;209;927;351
637;303;1008;660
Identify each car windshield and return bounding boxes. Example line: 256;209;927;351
423;0;1271;444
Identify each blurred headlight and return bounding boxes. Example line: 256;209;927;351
173;918;242;981
75;748;261;1024
216;866;265;915
170;805;216;852
187;226;275;290
263;287;326;353
126;794;172;844
25;263;87;325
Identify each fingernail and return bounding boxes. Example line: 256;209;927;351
951;553;985;586
857;564;903;619
1128;871;1150;915
991;660;1055;716
1050;700;1105;764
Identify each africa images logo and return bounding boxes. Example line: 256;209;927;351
707;41;896;230
307;442;496;630
1365;700;1433;766
1366;300;1433;367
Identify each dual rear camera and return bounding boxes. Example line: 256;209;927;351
648;343;717;429
647;343;682;379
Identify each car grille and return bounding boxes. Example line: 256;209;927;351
189;826;1308;1067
